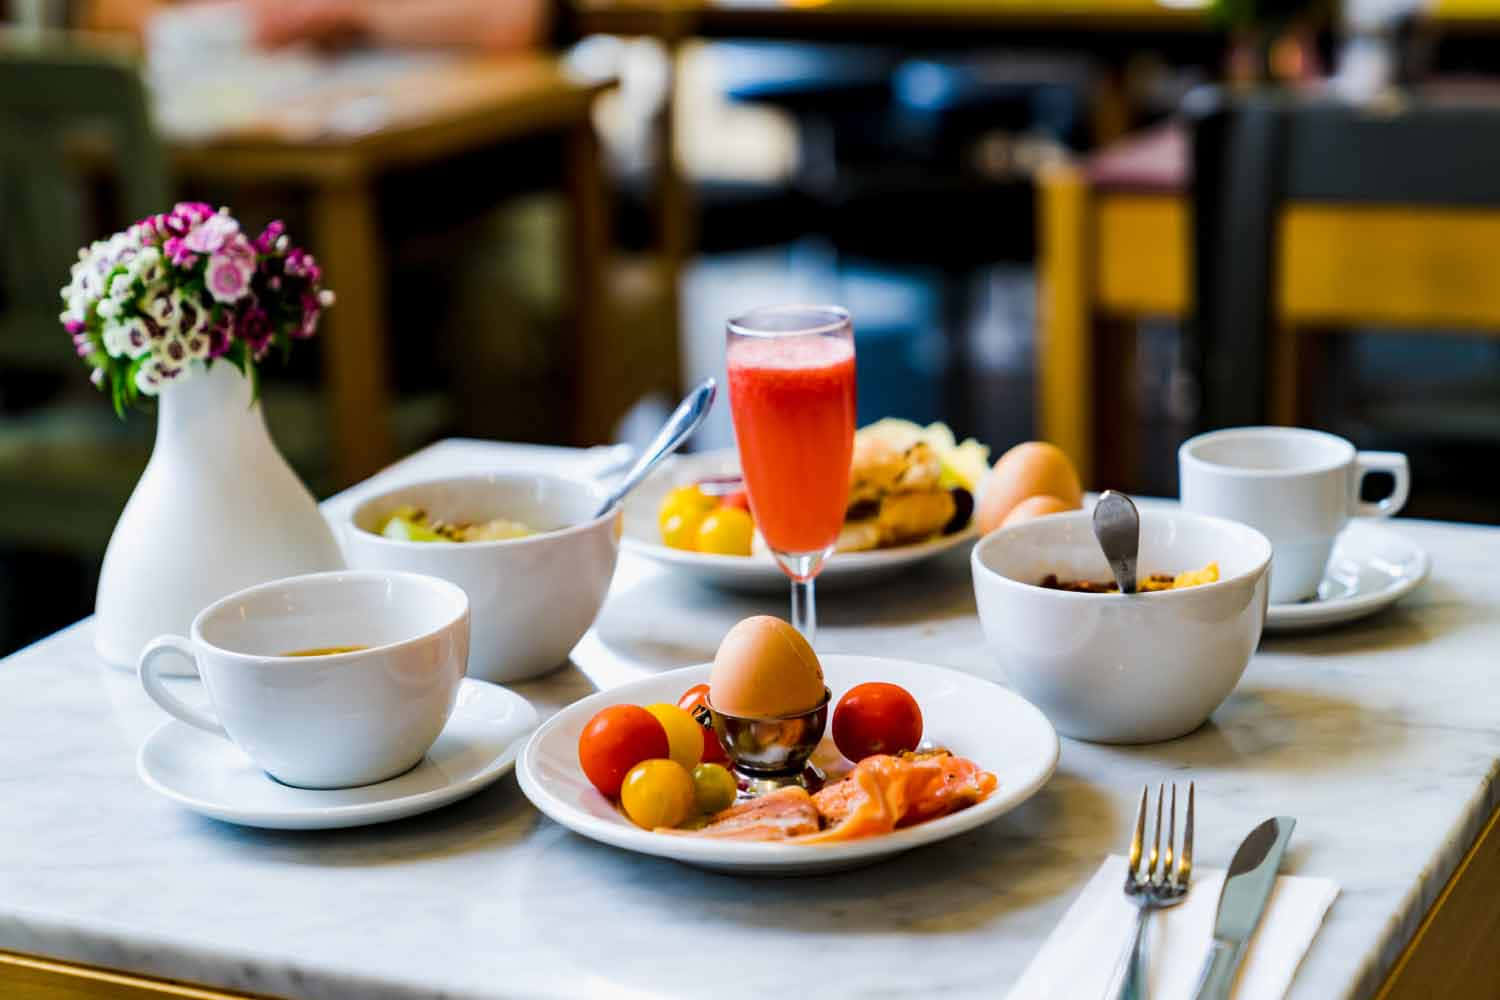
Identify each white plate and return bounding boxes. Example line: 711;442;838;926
621;451;979;593
1265;521;1430;633
137;679;538;830
517;655;1059;875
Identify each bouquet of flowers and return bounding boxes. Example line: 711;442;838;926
59;202;334;414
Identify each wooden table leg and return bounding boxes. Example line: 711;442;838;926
654;36;689;393
1036;163;1095;486
567;116;613;445
1375;802;1500;999
310;178;394;487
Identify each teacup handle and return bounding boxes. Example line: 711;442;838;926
139;636;227;737
1353;451;1410;518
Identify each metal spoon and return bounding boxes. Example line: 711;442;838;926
593;378;717;519
1093;490;1140;594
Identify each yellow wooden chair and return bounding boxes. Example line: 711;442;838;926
1037;97;1500;489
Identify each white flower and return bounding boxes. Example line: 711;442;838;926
184;330;210;361
156;332;190;368
133;246;165;286
101;320;133;358
107;270;135;301
134;358;163;396
59;294;87;328
119;317;154;359
96;298;122;320
142;287;175;326
171;288;211;336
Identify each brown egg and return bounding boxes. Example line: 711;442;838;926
977;442;1083;534
1000;494;1077;528
709;616;826;718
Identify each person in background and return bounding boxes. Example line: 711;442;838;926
83;0;549;50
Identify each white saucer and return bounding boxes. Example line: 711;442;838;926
1265;521;1430;633
518;655;1059;875
622;450;978;594
138;679;538;830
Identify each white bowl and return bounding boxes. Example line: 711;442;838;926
970;509;1271;744
342;473;620;684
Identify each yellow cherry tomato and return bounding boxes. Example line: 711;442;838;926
658;486;715;550
691;763;737;814
694;507;754;556
619;758;696;829
660;510;707;551
644;703;705;769
659;486;715;531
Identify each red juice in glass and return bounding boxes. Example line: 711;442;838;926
726;330;856;555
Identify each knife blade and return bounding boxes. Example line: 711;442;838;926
1191;816;1296;1000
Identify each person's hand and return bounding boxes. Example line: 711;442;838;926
248;0;367;49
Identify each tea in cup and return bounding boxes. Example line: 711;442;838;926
138;570;469;789
1179;427;1409;604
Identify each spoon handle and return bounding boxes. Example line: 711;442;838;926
593;378;717;519
1093;490;1140;595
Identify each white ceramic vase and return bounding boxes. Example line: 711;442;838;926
94;361;344;670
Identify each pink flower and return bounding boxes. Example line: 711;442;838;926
183;213;240;255
205;234;257;303
206;256;252;302
237;306;274;359
253;221;286;254
174;202;215;225
283;248;321;284
295;294;321;339
206;314;234;358
163;237;198;269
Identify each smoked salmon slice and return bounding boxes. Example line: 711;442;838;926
797;751;996;844
671;751;995;844
662;786;821;841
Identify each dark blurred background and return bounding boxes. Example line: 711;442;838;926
3;0;1498;655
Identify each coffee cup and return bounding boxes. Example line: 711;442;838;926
138;570;469;789
1178;427;1408;604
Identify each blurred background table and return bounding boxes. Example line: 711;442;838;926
166;53;616;485
575;0;1211;38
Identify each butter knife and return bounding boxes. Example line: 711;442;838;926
1191;816;1296;1000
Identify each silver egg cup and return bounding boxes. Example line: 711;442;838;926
706;689;831;790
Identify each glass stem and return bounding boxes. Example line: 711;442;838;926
791;578;816;645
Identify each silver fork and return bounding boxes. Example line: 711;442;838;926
1106;782;1195;1000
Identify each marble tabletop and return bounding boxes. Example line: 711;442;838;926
3;439;1497;1000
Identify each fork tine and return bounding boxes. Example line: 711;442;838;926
1179;781;1195;885
1128;786;1147;879
1148;784;1163;880
1164;784;1177;883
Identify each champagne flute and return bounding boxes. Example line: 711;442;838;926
725;306;856;643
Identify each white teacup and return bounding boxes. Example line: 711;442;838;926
1179;427;1409;604
138;571;470;789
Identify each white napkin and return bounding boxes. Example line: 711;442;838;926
1007;855;1338;1000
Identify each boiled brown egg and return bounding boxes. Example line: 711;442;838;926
709;616;825;718
1001;494;1076;528
977;442;1083;534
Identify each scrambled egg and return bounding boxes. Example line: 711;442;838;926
1139;562;1220;592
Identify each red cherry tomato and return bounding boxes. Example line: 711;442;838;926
719;491;750;512
578;705;669;797
677;683;730;765
832;683;923;761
